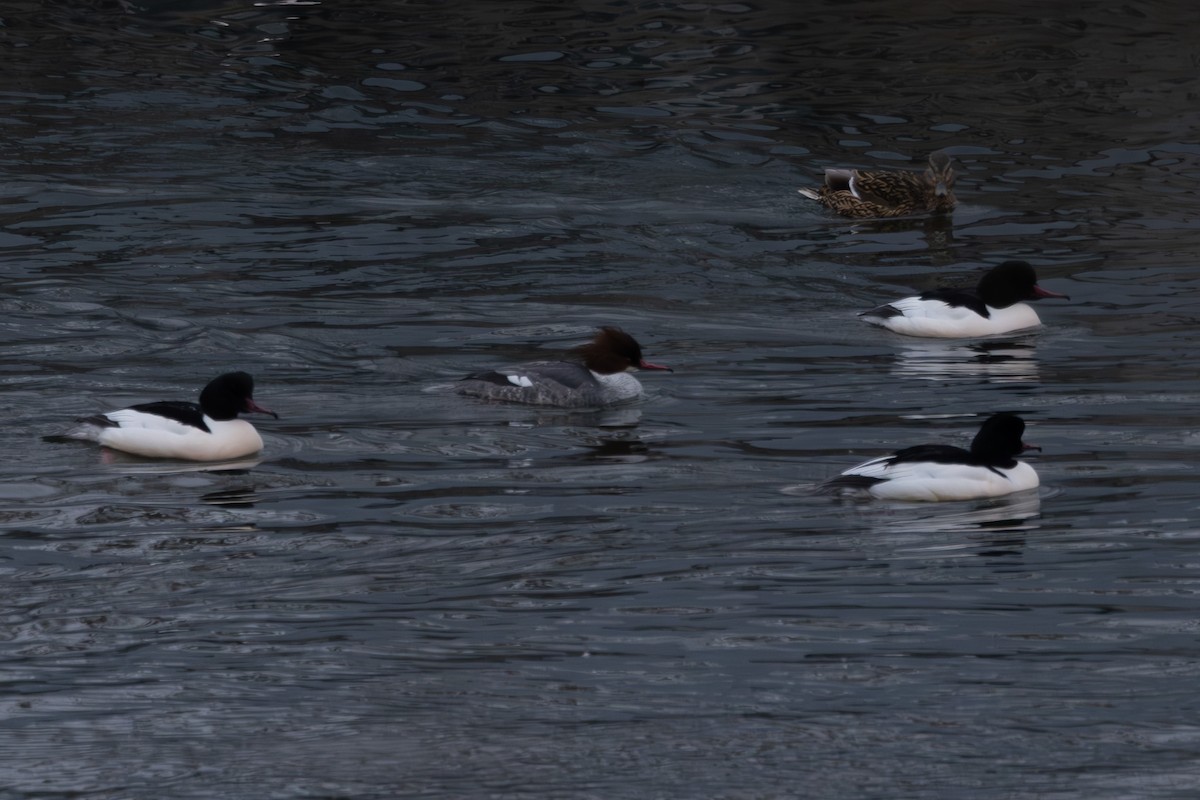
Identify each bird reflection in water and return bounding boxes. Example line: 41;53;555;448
200;486;261;508
519;406;644;430
577;436;653;464
891;338;1040;383
845;214;957;264
870;490;1043;536
508;406;655;464
98;451;263;473
96;454;264;507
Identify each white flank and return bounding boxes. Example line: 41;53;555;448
865;297;1042;338
72;410;266;461
842;458;1039;502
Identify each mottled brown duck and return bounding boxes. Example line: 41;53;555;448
798;152;956;218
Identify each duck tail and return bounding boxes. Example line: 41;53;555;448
65;417;112;442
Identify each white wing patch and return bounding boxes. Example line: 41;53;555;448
506;374;534;388
837;455;892;479
103;408;197;436
893;297;978;321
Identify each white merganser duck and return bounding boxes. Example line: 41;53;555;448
457;326;672;407
68;371;278;461
860;260;1070;338
820;413;1040;502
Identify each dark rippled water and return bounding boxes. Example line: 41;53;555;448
5;2;1200;797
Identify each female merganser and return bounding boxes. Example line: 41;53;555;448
68;371;278;461
457;326;672;407
860;260;1070;338
820;413;1040;502
798;152;956;218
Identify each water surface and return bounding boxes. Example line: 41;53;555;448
3;2;1200;798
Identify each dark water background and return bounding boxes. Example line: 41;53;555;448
4;1;1200;797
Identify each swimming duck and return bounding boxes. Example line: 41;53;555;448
457;326;672;407
68;371;278;461
819;413;1040;502
861;260;1070;338
798;152;956;218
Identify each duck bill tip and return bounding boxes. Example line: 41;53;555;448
1022;442;1042;453
639;360;673;372
1034;285;1070;300
246;400;279;419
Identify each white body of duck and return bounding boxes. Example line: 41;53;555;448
68;371;278;461
821;413;1040;502
861;261;1069;338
